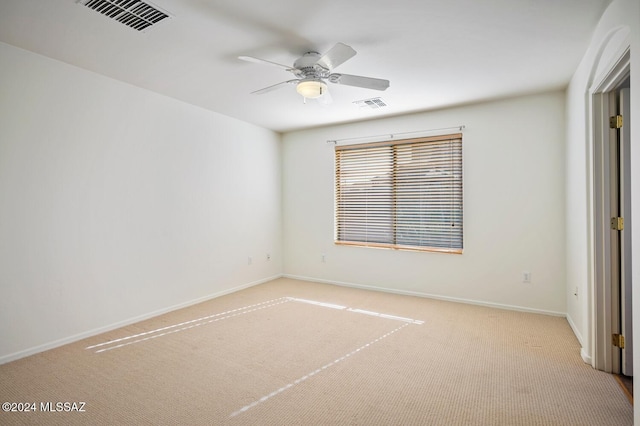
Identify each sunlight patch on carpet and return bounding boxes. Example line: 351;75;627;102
230;322;410;418
86;297;424;354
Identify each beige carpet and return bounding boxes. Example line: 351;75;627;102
0;277;633;425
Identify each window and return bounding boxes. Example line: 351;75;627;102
335;133;463;253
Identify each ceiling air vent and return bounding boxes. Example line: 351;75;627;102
353;97;388;109
78;0;171;31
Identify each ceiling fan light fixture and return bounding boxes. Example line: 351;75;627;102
296;80;327;98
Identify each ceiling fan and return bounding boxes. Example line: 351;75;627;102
238;42;390;101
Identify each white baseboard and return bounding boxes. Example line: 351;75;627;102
565;313;584;346
0;274;282;365
282;274;567;317
580;347;592;365
565;314;591;365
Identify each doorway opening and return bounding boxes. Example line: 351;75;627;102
591;48;632;398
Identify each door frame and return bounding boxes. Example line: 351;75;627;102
590;47;630;373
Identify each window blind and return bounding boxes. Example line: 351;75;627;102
335;133;463;253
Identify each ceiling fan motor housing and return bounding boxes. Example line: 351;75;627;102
293;52;330;79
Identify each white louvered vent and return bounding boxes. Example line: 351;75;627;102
353;97;388;109
78;0;171;31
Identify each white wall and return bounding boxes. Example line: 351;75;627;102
0;43;282;363
282;91;566;314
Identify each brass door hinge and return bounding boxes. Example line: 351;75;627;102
612;333;625;349
610;115;623;129
611;217;624;231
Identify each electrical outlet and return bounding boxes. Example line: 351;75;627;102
248;257;252;265
321;254;326;263
266;253;271;261
523;271;531;283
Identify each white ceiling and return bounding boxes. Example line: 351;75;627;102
0;0;610;132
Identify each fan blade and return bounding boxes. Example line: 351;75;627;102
315;42;357;70
329;73;390;91
239;55;295;72
250;79;299;95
